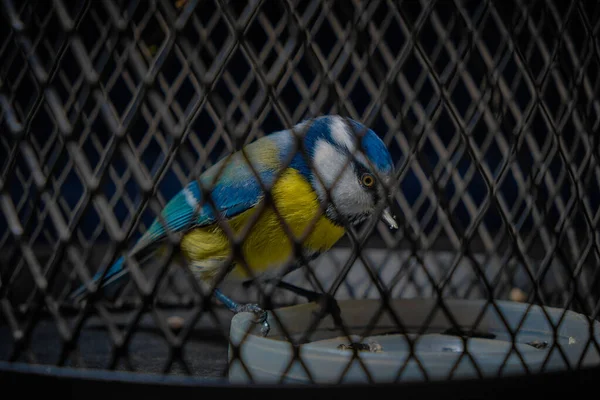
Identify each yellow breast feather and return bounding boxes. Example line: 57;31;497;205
179;168;345;282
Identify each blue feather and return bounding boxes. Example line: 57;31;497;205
69;256;126;301
68;115;393;302
348;119;394;174
69;134;284;302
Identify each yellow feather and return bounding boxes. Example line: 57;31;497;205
179;168;345;283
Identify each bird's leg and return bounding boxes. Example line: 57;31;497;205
213;288;270;336
265;280;343;328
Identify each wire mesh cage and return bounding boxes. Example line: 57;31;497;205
1;0;600;387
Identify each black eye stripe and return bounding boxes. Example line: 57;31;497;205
351;162;382;206
353;162;376;188
353;162;369;177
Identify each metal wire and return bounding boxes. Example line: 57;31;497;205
1;0;599;384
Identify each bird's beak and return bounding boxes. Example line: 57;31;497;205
381;207;398;230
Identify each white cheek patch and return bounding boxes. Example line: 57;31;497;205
312;140;348;192
312;140;373;215
331;169;372;215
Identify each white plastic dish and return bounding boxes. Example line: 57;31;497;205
228;298;600;384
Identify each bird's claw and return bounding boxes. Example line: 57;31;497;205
234;303;270;337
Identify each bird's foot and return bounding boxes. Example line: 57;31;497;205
234;303;270;337
213;288;270;337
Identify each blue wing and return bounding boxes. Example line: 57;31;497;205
137;134;285;246
69;132;292;302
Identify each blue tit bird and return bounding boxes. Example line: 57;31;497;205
69;115;398;336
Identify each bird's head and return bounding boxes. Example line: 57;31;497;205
293;115;398;230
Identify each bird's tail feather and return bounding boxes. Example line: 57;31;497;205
68;256;130;303
68;241;165;303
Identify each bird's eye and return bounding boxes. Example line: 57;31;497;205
361;173;375;188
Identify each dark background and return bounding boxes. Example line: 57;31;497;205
1;0;599;382
2;0;598;245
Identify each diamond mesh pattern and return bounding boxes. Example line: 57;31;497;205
1;0;600;384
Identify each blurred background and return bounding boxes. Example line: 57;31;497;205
1;0;599;382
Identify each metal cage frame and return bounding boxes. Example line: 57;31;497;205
1;0;600;389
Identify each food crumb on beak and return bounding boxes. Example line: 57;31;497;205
381;208;398;230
